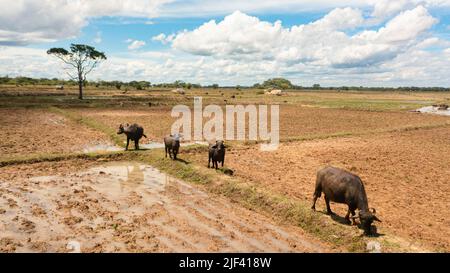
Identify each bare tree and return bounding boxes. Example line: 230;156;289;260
47;44;106;99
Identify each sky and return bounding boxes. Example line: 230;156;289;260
0;0;449;87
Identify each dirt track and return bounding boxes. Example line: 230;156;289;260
0;160;331;252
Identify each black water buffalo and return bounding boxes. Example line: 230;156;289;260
311;166;381;235
208;140;226;169
117;123;147;150
164;134;181;160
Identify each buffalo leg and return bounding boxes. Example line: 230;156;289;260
221;159;224;167
311;195;319;210
126;138;130;151
135;139;139;150
350;210;357;225
165;147;168;158
214;160;218;170
208;156;211;168
345;208;352;224
324;196;334;215
168;148;172;159
311;199;317;210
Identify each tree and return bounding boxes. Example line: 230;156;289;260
47;44;106;99
261;78;293;89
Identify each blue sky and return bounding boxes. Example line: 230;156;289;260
1;0;449;87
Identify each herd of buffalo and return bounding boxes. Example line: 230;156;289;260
117;123;380;235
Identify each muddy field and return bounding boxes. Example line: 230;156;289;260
186;126;450;251
0;160;330;253
72;105;450;141
0;109;111;159
1;87;450;252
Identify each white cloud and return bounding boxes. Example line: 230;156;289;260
0;0;172;45
2;40;449;87
311;7;364;30
159;0;450;17
127;40;146;50
0;46;62;77
332;5;437;67
159;0;367;17
160;6;436;69
1;0;448;46
359;5;437;43
170;10;285;56
370;0;411;19
151;33;175;44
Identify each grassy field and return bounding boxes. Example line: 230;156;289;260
1;84;449;252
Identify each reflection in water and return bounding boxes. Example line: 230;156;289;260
140;142;165;149
121;162;144;192
415;106;450;116
82;144;122;153
84;162;171;199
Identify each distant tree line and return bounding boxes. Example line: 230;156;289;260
1;76;449;92
251;78;450;92
0;76;200;90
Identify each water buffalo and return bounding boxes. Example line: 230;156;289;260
117;123;147;150
208;140;226;169
164;134;181;160
311;166;381;235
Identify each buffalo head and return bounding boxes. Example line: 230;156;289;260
353;208;381;235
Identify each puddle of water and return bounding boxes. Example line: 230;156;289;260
140;142;166;149
185;141;210;146
82;144;122;153
79;162;178;208
414;106;450;116
81;140;210;153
